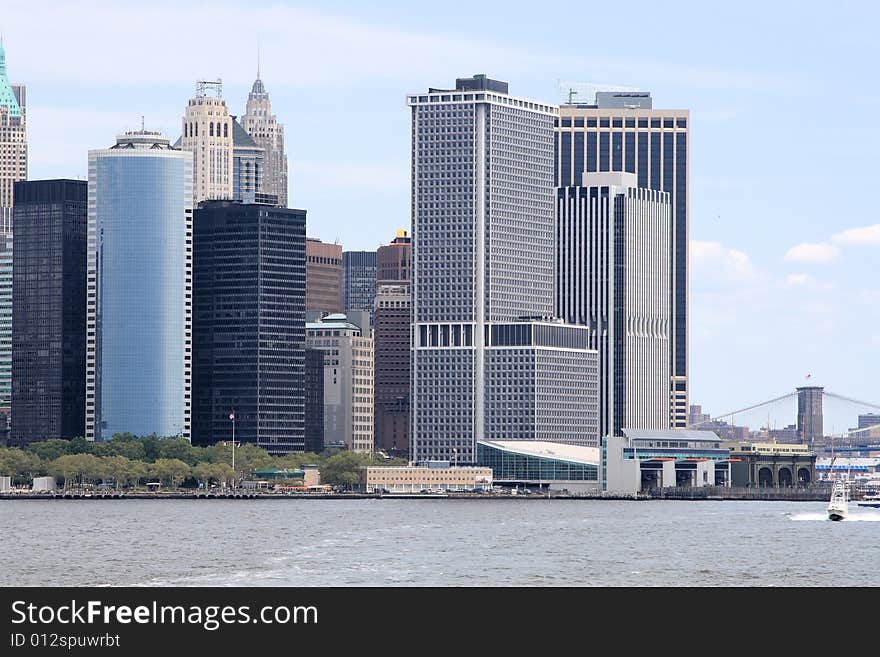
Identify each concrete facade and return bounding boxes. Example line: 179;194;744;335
241;74;288;208
306;238;343;314
306;314;373;453
180;80;234;205
361;465;493;493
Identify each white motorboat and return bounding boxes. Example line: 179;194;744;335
827;480;849;521
857;491;880;509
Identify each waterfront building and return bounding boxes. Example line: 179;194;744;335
555;91;689;428
306;237;343;315
343;250;377;327
409;74;596;462
796;385;824;449
241;69;288;207
231;116;264;204
476;440;600;493
192;200;306;455
11;180;87;445
306;313;373;453
373;284;411;458
557;171;671;438
724;441;816;487
0;40;27;417
376;229;411;285
86;130;193;441
603;429;732;493
360;464;493;493
305;347;325;454
858;414;880;429
180;80;234;205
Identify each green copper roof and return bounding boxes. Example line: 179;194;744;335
0;42;22;119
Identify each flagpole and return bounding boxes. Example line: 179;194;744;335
230;411;236;490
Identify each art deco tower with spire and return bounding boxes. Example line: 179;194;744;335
0;37;26;416
241;56;288;207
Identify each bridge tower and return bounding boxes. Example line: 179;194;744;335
796;386;824;449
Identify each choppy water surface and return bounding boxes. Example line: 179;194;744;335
2;499;878;586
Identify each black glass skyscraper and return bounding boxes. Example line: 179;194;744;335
11;180;87;445
343;250;377;325
555;91;689;428
305;347;324;454
192;200;307;454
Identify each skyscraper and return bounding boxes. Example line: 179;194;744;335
86;130;193;441
377;229;411;285
556;172;671;438
180;80;234;205
306;314;374;453
231;116;264;204
0;38;26;224
11;180;87;445
306;238;343;315
343;250;377;325
408;75;598;462
373;284;411;458
192;200;306;454
305;348;325;454
0;39;27;417
555;90;689;428
241;68;288;207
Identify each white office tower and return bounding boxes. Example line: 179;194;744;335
557;172;671;439
408;75;599;463
180;80;234;205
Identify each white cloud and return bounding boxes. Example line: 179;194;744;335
691;240;759;286
831;224;880;246
785;273;813;286
783;242;840;265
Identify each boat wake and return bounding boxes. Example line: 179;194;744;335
789;511;880;522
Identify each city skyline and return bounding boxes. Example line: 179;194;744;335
2;0;880;431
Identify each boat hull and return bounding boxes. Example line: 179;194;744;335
828;512;846;521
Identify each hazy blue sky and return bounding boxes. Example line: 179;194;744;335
4;0;880;431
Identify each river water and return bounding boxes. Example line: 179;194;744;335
2;499;878;586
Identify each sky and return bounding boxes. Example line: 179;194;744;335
3;0;880;432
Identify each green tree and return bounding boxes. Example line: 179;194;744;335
25;439;73;462
320;451;371;489
150;458;191;488
0;448;44;484
141;435;162;462
67;436;93;455
47;453;102;488
158;438;200;465
102;455;134;490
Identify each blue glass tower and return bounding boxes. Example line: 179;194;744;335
86;131;194;441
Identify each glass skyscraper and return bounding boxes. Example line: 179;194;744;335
343;250;377;325
11;180;87;445
86;130;193;441
192;200;307;455
555;91;689;428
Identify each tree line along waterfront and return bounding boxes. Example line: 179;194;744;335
0;435;406;491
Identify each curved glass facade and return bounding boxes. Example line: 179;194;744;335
477;441;598;481
87;140;193;440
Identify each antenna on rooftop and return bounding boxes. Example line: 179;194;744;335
196;79;223;98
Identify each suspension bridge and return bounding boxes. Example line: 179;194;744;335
688;386;880;451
